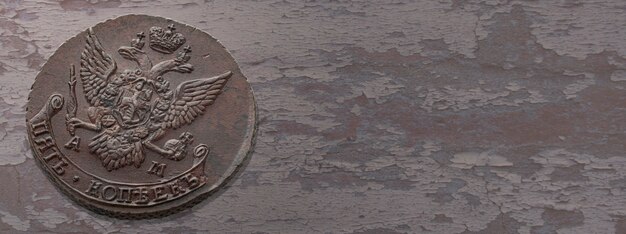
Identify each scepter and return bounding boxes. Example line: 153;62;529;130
66;64;78;136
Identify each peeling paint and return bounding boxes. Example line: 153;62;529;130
0;210;30;231
1;0;626;233
450;152;513;169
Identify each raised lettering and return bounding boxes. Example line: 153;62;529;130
169;181;183;197
51;159;68;175
34;135;55;153
116;187;132;203
64;136;80;152
30;120;49;137
102;185;117;201
147;161;167;177
85;180;102;198
181;173;200;189
153;185;168;202
42;150;61;162
132;187;150;204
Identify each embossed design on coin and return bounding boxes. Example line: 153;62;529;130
26;15;256;218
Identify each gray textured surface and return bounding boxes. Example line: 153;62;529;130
1;0;626;233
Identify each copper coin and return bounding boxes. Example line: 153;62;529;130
26;15;257;218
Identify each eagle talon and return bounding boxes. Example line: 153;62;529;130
143;132;194;161
66;117;100;132
163;132;194;161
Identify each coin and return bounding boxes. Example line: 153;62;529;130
26;15;257;218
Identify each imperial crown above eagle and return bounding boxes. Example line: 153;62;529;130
65;24;232;172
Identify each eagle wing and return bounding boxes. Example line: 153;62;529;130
162;71;233;129
80;28;117;106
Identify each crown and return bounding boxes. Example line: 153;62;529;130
149;24;186;54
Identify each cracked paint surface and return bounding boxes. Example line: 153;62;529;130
1;0;626;233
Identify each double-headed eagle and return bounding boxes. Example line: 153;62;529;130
66;25;231;171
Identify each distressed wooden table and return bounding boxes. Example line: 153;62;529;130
2;1;626;233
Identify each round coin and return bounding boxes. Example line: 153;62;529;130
26;15;257;218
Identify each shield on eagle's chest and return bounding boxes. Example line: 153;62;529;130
114;81;155;128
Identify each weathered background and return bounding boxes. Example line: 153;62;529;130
1;0;626;233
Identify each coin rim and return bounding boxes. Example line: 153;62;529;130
26;14;258;219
